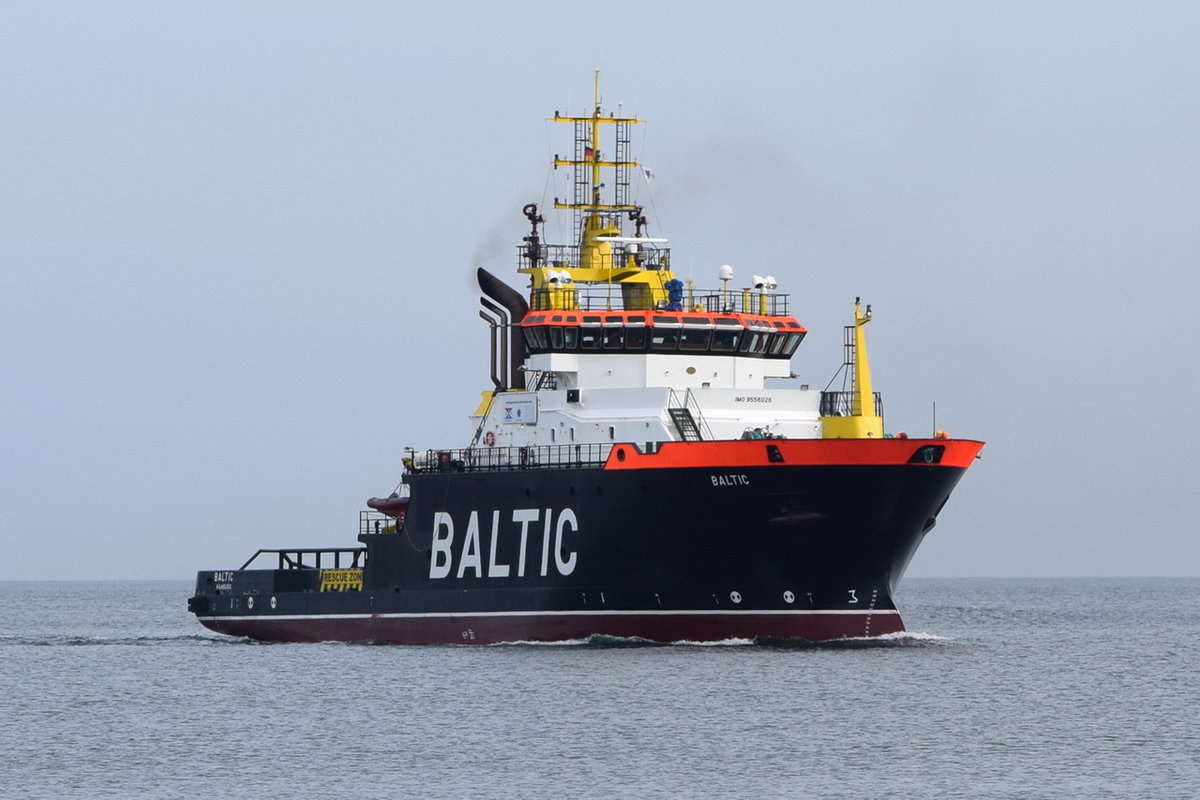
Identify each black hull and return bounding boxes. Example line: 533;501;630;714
190;440;980;644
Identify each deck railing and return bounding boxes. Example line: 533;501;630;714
359;510;400;537
409;443;614;474
819;391;884;418
238;547;367;571
529;285;790;316
519;244;671;273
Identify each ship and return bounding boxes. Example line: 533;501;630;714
188;78;983;645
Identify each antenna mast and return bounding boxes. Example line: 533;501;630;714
551;70;642;265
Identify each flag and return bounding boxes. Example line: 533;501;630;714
642;166;655;182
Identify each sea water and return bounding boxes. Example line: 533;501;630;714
1;578;1196;799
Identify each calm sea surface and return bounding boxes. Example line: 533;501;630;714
1;578;1196;799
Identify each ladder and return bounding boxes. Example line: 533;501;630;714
668;407;703;442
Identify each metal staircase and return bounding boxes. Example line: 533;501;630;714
666;388;711;441
668;407;703;441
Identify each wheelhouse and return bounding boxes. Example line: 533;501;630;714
520;310;806;359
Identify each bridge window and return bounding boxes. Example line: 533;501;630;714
603;326;625;349
524;327;548;351
781;332;804;356
679;328;713;351
579;326;602;349
650;327;680;351
711;329;740;352
549;327;564;349
626;326;647;349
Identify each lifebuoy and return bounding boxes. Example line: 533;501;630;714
484;431;495;447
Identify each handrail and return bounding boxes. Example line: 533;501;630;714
238;547;367;571
518;243;670;273
359;510;400;537
819;391;884;418
666;388;714;441
408;443;613;474
683;388;715;440
529;284;790;316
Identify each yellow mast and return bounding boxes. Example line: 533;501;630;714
550;70;633;270
820;299;885;439
575;71;616;271
520;72;674;309
590;69;602;216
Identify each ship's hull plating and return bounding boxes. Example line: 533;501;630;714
191;439;982;644
196;608;904;644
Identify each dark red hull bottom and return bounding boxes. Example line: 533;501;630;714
198;609;905;645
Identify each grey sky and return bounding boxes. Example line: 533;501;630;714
2;2;1197;580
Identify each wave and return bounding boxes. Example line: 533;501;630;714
790;630;955;649
485;631;952;649
0;633;241;647
2;629;954;649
